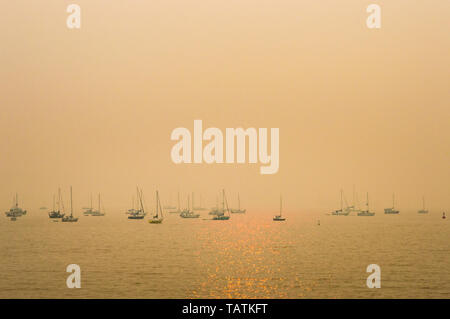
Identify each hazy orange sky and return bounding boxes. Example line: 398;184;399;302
0;1;449;213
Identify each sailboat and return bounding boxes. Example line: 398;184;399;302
384;193;400;214
346;185;361;214
212;190;230;220
180;193;200;218
83;194;96;215
331;190;349;216
163;193;177;210
231;193;246;214
126;195;137;216
149;190;163;224
48;188;65;219
169;192;181;214
62;187;79;222
127;187;146;219
357;193;375;216
209;195;221;215
5;193;27;218
91;194;105;216
193;193;207;211
418;196;429;214
273;195;286;221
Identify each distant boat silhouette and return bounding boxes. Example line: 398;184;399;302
209;195;221;216
148;190;163;224
331;190;349;216
163;192;177;210
90;194;105;216
192;193;207;211
273;195;286;221
127;187;146;219
5;193;27;218
384;193;400;214
61;187;79;222
231;193;246;214
180;193;200;218
357;193;375;216
418;196;429;214
212;190;230;220
48;188;65;219
168;192;181;214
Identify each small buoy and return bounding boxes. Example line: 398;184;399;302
317;220;320;226
443;212;446;219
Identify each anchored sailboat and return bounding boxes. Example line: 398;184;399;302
331;190;349;216
193;193;207;211
62;187;79;222
5;193;27;218
169;192;181;214
231;193;246;214
91;194;105;216
273;195;286;221
212;190;230;220
418;196;429;214
83;194;97;215
384;193;399;214
149;190;163;224
180;193;200;218
347;185;361;214
48;188;65;219
163;193;177;210
357;193;375;216
127;187;146;219
209;195;221;215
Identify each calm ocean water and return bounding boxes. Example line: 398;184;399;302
0;210;448;298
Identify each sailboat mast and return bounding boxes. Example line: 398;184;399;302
280;195;282;216
137;187;144;213
340;189;343;210
58;188;61;212
70;186;73;217
366;192;369;210
16;193;18;207
98;193;101;212
156;191;159;217
158;191;163;217
223;189;230;214
352;185;356;208
393;193;395;208
423;196;425;210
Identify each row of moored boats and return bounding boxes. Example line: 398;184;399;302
4;188;285;223
330;189;445;218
